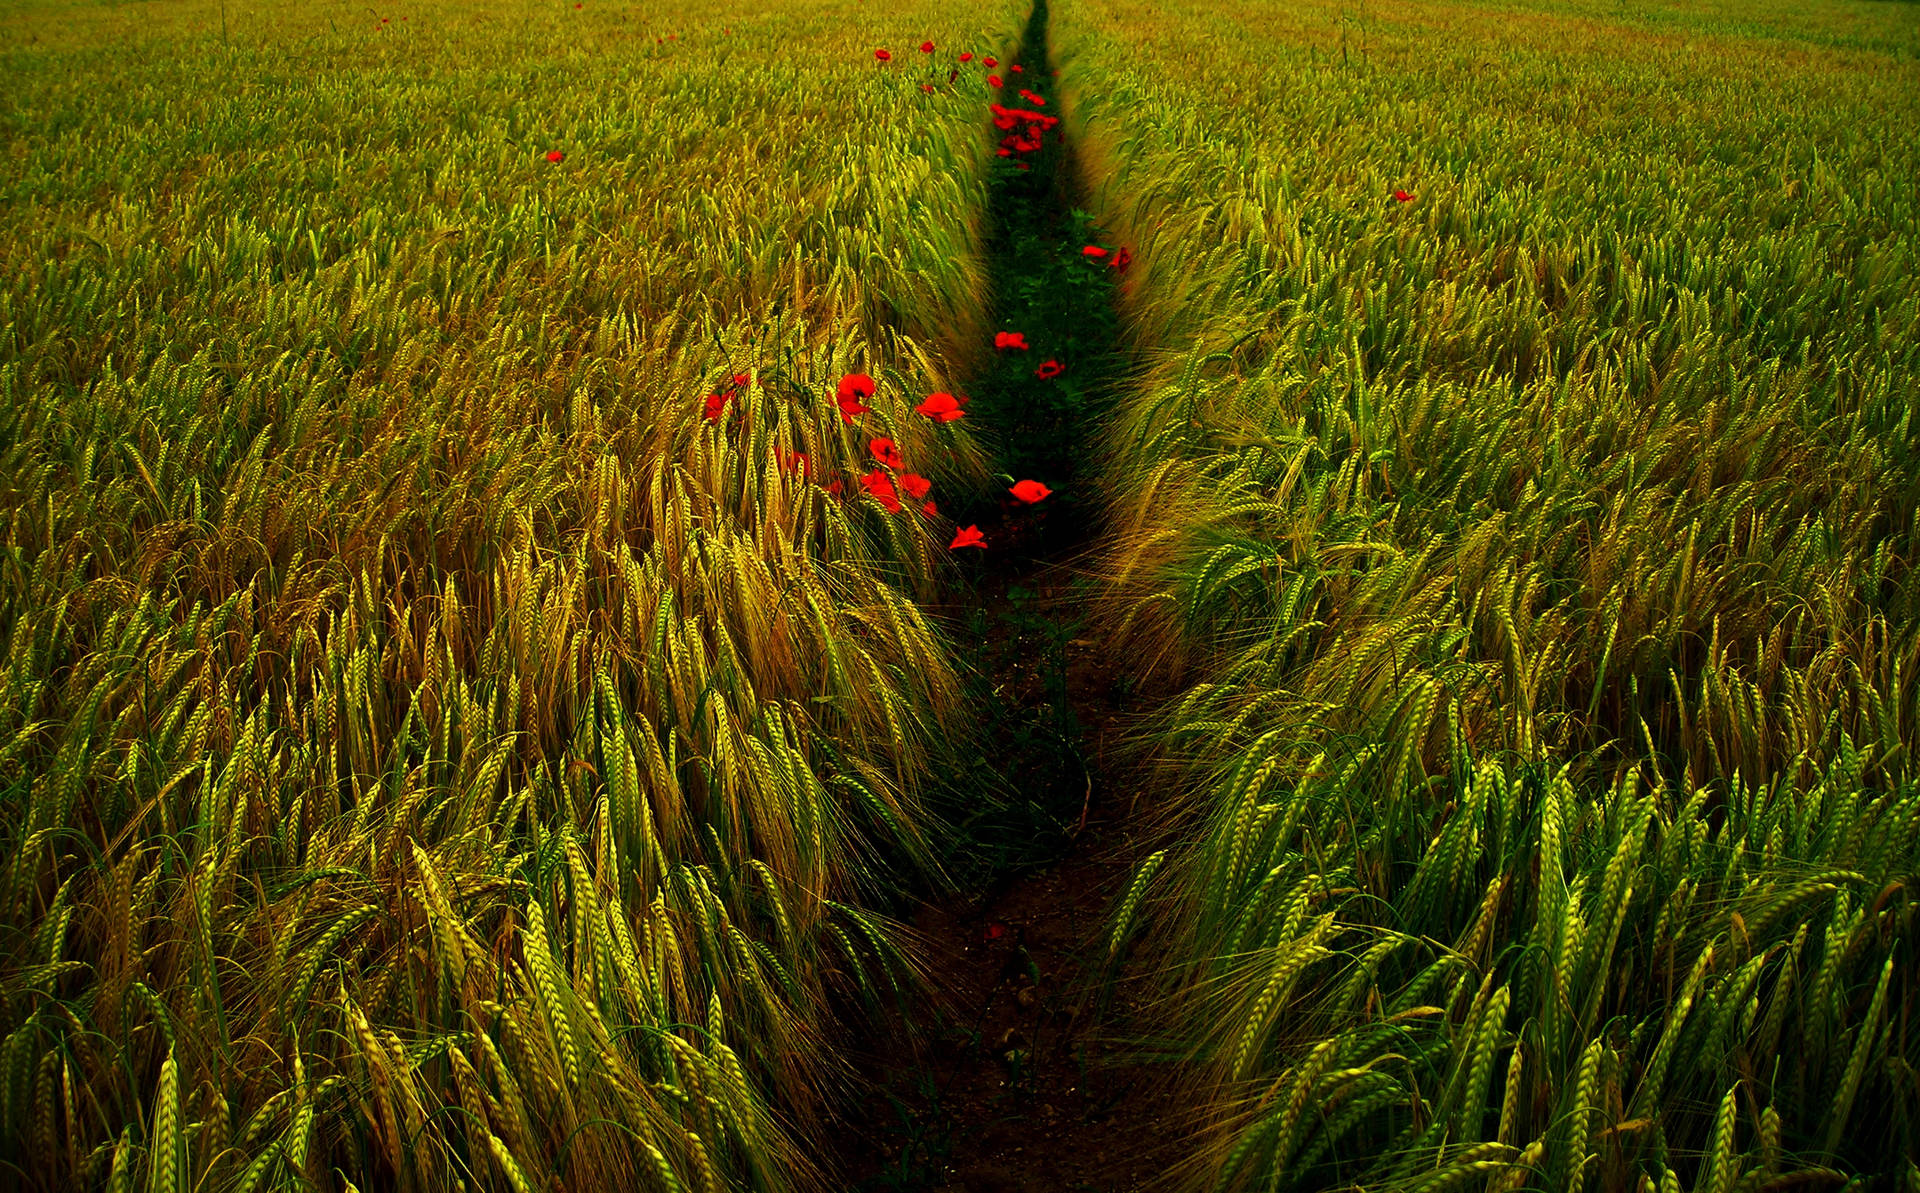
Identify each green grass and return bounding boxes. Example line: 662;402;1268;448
1056;0;1920;1186
0;1;1027;1188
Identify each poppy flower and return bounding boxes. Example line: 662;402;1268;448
1034;359;1064;380
921;83;934;93
1111;247;1133;273
959;51;974;62
996;147;1013;157
950;525;987;549
860;469;902;512
987;74;1002;88
1082;244;1108;259
826;478;845;499
983;921;1008;940
1018;89;1046;105
993;113;1019;130
900;473;933;500
1010;479;1052;503
1014;162;1029;171
922;500;938;517
836;377;874;422
702;390;731;422
546;149;565;162
1010;63;1023;73
1393;189;1412;202
869;437;905;471
994;331;1029;351
920;40;934;52
732;373;751;388
916;392;965;422
778;448;811;478
983;56;997;67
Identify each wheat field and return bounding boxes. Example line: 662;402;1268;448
3;0;1917;1189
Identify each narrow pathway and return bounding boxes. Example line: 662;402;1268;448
831;4;1177;1190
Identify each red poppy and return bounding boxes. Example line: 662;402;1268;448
1014;162;1029;171
874;48;891;60
987;74;1002;88
837;372;875;423
900;473;933;500
920;40;935;52
1034;359;1064;380
921;84;935;93
702;390;731;422
1082;245;1108;259
993;113;1018;130
777;448;811;478
959;51;974;62
826;478;845;499
950;525;987;549
869;437;905;470
860;469;903;512
922;500;938;517
1111;246;1132;271
984;921;1008;940
996;147;1012;157
573;3;581;8
546;150;565;162
1018;90;1046;106
983;56;997;67
916;392;965;422
1393;189;1412;202
1010;479;1052;503
1010;64;1023;73
994;331;1029;351
732;373;751;388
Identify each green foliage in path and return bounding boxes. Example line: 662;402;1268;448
0;1;1030;1189
1056;0;1920;1186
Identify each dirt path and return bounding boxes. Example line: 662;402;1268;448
830;551;1177;1193
829;3;1182;1188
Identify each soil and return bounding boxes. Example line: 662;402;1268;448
827;544;1182;1193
